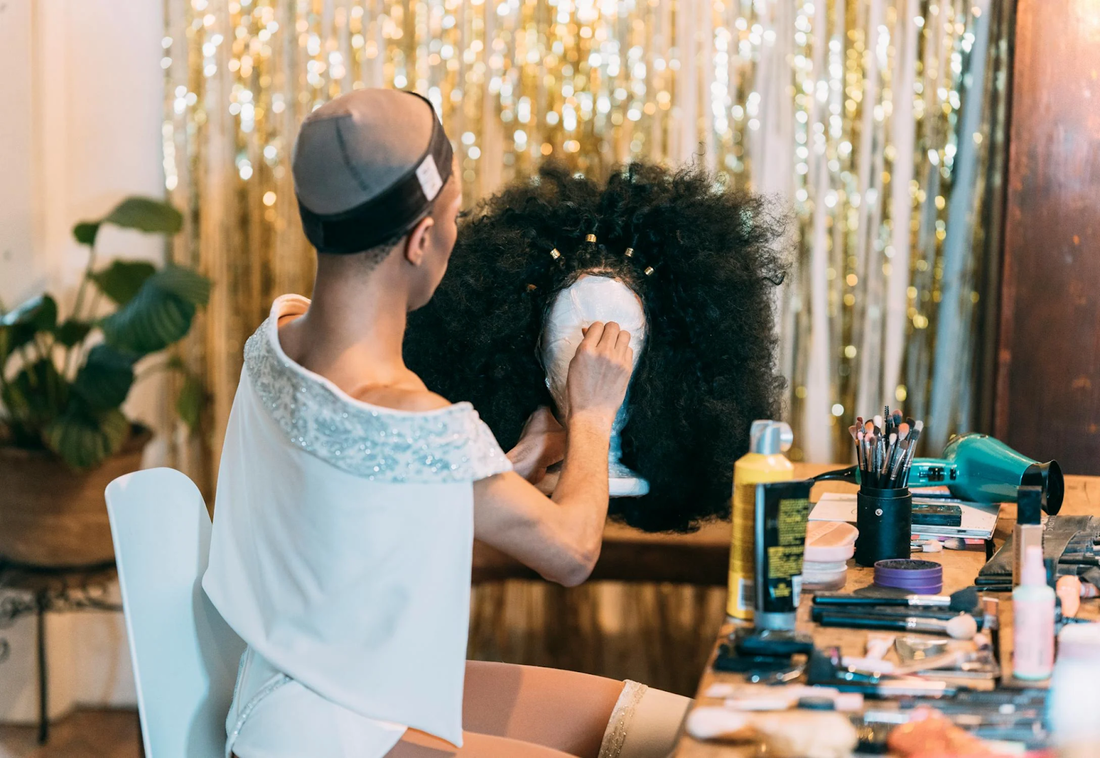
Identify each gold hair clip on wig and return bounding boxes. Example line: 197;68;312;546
624;247;635;258
585;234;597;244
549;248;561;260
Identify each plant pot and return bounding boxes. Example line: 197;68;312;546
0;426;152;568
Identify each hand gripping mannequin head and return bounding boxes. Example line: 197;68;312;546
541;273;650;497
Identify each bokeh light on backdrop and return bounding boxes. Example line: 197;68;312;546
162;0;1012;476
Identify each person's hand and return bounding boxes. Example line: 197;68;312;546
565;321;634;429
507;406;566;484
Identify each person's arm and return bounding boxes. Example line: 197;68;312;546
473;321;632;587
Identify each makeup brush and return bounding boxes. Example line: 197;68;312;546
813;587;980;614
883;433;897;478
888;423;909;481
900;420;923;486
896;422;909;442
849;424;866;473
866;432;878;485
814;611;979;640
887;440;910;488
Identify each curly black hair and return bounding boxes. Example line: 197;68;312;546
404;161;789;532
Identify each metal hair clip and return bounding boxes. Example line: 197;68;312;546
644;266;655;276
549;248;561;260
585;234;597;244
624;247;635;258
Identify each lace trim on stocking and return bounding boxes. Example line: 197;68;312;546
598;680;649;758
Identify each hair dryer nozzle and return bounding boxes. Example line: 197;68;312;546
1023;461;1063;516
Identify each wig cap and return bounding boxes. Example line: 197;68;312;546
404;162;788;532
293;89;453;254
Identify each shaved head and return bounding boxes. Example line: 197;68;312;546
293;88;436;215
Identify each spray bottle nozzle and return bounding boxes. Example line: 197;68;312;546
750;420;793;455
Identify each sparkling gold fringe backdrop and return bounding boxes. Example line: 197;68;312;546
163;0;1012;692
164;0;1011;472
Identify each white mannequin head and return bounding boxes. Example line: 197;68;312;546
540;273;649;496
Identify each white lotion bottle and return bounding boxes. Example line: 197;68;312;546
1012;545;1055;680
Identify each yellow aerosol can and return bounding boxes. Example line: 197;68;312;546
727;420;794;621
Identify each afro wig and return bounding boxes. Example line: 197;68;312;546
403;161;789;532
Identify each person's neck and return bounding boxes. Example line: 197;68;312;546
282;265;412;392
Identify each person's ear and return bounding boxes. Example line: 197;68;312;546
403;216;434;267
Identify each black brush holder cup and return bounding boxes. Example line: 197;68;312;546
855;486;912;567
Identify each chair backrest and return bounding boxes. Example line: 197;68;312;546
105;468;245;758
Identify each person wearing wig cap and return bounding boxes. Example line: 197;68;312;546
405;162;787;533
203;88;690;758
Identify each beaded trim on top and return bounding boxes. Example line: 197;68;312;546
243;311;511;484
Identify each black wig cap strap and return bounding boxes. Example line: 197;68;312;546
297;92;454;255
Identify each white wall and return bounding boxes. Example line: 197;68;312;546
0;0;166;722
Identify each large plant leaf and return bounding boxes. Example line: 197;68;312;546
1;358;69;435
73;222;100;246
152;265;211;306
0;295;58;352
100;266;211;355
90;260;157;305
72;197;182;246
43;406;130;470
103;197;183;235
71;344;136;410
53;319;93;348
176;371;205;430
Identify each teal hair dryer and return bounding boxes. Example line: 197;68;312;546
907;433;1063;514
814;433;1064;514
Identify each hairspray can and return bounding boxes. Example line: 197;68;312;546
727;420;794;622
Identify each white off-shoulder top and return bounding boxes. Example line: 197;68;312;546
203;295;512;748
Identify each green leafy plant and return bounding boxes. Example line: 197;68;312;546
0;197;210;469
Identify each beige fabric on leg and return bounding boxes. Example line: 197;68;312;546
597;682;691;758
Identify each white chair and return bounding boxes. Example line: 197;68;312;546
105;468;245;758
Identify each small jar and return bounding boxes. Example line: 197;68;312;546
802;521;858;592
801;560;849;592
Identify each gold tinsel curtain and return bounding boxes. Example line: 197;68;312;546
164;0;1011;476
162;0;1012;693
